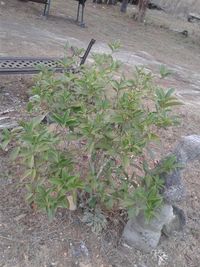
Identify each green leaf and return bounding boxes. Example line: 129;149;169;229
32;115;46;128
88;141;95;155
10;147;20;160
50;178;62;186
28;156;34;168
0;139;10;150
27;102;34;112
0;129;11;150
26;192;34;202
21;169;33;181
159;65;173;79
31;168;37;180
108;40;121;52
122;156;130;168
165;88;175;97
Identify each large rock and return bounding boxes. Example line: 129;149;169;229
151;0;200;17
162;135;200;204
122;204;174;252
162;206;186;236
123;135;200;252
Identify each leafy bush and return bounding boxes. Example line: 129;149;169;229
0;44;181;221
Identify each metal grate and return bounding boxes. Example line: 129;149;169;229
0;39;96;75
0;57;64;75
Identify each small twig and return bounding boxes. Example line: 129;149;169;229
0;116;10;121
0;235;24;243
0;109;14;115
123;170;139;188
88;156;95;175
96;157;112;179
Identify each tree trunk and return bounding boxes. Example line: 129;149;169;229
120;0;129;13
136;0;149;22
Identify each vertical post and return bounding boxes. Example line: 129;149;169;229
43;0;51;16
76;3;80;22
46;0;51;16
76;0;86;27
80;4;85;27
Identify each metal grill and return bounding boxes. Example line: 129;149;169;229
0;57;64;75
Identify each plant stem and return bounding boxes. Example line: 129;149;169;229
96;157;112;179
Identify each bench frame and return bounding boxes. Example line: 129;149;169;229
28;0;86;26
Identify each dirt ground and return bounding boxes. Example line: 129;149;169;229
1;1;200;267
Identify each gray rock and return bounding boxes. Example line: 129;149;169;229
162;135;200;204
174;135;200;164
123;135;200;252
162;184;185;204
162;206;186;236
122;204;174;252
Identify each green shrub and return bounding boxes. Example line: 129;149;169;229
0;44;182;221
